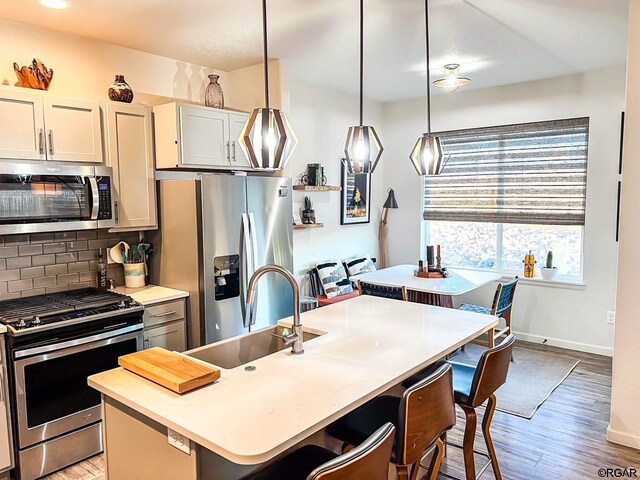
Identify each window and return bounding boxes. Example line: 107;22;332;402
423;118;588;280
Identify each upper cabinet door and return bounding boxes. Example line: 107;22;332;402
0;89;46;161
43;98;103;163
228;112;252;169
179;105;229;167
105;103;157;231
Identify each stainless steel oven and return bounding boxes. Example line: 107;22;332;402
0;289;144;480
0;162;115;235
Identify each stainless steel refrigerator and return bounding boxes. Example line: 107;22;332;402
150;173;293;348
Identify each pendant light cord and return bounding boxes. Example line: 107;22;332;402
425;0;432;134
359;0;364;126
262;0;270;109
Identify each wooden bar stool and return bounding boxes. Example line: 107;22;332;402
326;364;456;480
447;334;516;480
240;422;395;480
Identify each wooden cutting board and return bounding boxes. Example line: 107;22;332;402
118;347;220;394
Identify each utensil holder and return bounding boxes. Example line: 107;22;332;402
124;262;146;288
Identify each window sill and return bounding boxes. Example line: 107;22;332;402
450;266;586;290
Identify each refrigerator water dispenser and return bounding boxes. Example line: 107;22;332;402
214;255;240;300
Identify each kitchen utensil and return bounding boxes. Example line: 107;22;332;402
118;347;220;394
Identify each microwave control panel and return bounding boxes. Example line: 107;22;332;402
97;177;112;220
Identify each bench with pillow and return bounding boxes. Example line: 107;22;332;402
308;256;376;307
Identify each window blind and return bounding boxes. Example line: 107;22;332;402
423;117;589;226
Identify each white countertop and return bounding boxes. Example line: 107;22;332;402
352;265;502;295
113;285;189;306
89;295;497;465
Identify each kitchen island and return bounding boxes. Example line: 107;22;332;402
88;295;498;479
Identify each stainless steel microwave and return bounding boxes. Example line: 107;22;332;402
0;163;115;234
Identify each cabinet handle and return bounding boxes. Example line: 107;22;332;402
48;130;54;155
38;129;44;155
232;141;236;162
114;201;120;224
226;140;231;162
144;338;150;349
152;311;177;318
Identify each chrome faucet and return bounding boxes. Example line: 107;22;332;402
246;264;304;355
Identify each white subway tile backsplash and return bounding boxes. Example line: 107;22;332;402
20;266;45;279
18;245;43;257
8;279;33;292
0;270;20;282
7;257;31;269
32;254;56;267
43;243;67;254
0;247;18;258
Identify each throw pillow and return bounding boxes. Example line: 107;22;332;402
345;255;376;277
316;261;353;298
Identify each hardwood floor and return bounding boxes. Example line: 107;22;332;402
44;342;639;480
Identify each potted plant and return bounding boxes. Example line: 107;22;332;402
540;250;558;280
302;196;316;224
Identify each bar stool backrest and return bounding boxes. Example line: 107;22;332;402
308;422;395;480
358;280;407;301
490;276;519;317
396;364;456;466
470;334;516;407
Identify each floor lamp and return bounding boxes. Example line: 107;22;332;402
378;188;398;269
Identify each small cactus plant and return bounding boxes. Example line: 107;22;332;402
545;250;554;269
303;196;313;211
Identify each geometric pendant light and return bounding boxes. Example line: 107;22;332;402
409;0;447;176
239;0;298;170
338;0;383;175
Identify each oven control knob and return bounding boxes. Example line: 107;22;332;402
32;317;41;326
118;300;127;309
128;300;137;308
17;319;27;329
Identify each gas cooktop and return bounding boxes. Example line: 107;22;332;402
0;288;142;334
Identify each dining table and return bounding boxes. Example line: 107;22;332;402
351;264;503;308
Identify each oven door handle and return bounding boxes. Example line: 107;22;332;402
88;176;100;220
14;323;142;360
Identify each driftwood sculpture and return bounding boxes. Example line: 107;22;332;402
13;59;54;90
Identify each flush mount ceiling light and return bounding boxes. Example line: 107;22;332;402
337;0;383;175
238;0;297;171
39;0;70;9
433;63;471;93
409;0;447;176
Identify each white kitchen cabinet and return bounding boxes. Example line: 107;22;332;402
43;98;103;163
105;103;157;231
0;338;13;474
154;102;250;170
228;112;251;168
142;298;187;352
0;89;45;161
0;88;103;163
143;321;187;352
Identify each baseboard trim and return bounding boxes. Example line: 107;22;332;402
512;331;613;357
606;425;640;449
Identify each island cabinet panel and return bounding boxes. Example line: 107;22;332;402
153;102;250;170
105;102;157;231
0;89;45;161
42;97;103;163
103;397;197;480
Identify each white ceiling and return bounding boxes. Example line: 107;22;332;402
0;0;629;102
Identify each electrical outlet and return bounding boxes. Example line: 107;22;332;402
606;311;616;325
167;428;191;454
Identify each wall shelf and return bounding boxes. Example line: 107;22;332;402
293;185;341;192
293;223;324;230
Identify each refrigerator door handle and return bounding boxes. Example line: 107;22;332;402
241;212;253;328
247;211;260;326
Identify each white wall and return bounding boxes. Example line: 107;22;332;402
283;81;384;287
608;0;640;449
382;68;626;355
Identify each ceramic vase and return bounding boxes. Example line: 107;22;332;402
108;75;134;103
205;74;224;109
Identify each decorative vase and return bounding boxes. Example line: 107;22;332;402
108;75;134;103
205;74;224;109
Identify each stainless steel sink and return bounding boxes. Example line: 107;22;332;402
185;325;323;369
